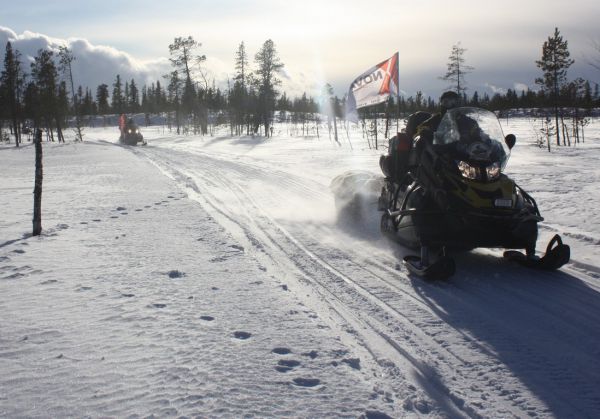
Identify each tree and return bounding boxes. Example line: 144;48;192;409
440;42;474;94
254;39;284;137
230;41;251;135
235;41;249;91
165;70;183;134
535;27;574;147
112;74;125;114
169;36;205;120
96;83;110;114
31;49;64;142
58;46;84;141
128;78;140;112
1;42;26;146
322;83;340;145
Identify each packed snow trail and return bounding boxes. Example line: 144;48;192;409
131;131;600;418
3;125;600;418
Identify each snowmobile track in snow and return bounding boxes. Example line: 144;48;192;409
132;142;600;418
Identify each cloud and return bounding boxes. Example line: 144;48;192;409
0;26;170;92
0;26;321;100
514;82;530;92
485;83;507;95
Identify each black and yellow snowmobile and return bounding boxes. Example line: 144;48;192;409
378;107;570;279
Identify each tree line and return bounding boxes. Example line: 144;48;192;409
1;29;600;147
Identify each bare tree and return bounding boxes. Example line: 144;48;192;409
58;46;84;141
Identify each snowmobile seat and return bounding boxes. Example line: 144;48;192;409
380;132;413;183
406;111;432;138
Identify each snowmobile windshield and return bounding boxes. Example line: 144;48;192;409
433;107;510;170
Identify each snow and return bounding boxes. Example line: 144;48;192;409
1;116;600;418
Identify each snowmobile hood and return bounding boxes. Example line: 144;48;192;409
433;107;510;171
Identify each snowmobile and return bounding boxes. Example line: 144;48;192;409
119;121;146;146
378;107;570;280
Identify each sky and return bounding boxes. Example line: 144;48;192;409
1;0;600;101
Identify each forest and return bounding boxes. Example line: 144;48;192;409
1;29;599;148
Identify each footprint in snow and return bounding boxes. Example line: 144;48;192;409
200;315;214;321
121;293;135;298
135;209;143;212
341;358;361;370
11;249;25;254
116;206;126;211
362;410;394;419
151;303;167;309
276;359;301;373
292;378;320;387
92;219;102;222
168;270;184;279
272;347;291;355
302;350;318;359
110;216;119;219
41;279;58;285
233;331;251;340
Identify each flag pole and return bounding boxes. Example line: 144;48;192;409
396;51;400;135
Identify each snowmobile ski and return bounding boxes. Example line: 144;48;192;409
403;254;456;280
503;234;570;271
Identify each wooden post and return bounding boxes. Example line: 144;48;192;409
33;129;43;236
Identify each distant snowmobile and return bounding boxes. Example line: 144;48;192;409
378;107;570;279
119;119;146;146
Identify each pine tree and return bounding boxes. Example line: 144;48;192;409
1;41;26;146
440;42;474;93
535;27;574;146
112;75;125;114
169;36;205;121
129;79;139;112
96;83;110;114
235;41;249;91
31;49;64;142
254;39;284;137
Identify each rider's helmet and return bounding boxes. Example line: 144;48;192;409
439;91;460;112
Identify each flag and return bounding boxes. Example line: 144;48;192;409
345;52;399;123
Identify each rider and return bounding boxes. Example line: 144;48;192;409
118;114;126;137
415;90;460;140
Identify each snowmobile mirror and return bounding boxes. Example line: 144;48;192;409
505;134;516;150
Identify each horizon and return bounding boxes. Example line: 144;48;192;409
2;0;600;100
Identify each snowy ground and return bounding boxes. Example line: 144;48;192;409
1;116;600;418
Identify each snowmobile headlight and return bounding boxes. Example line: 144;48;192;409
458;161;478;180
486;162;501;180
